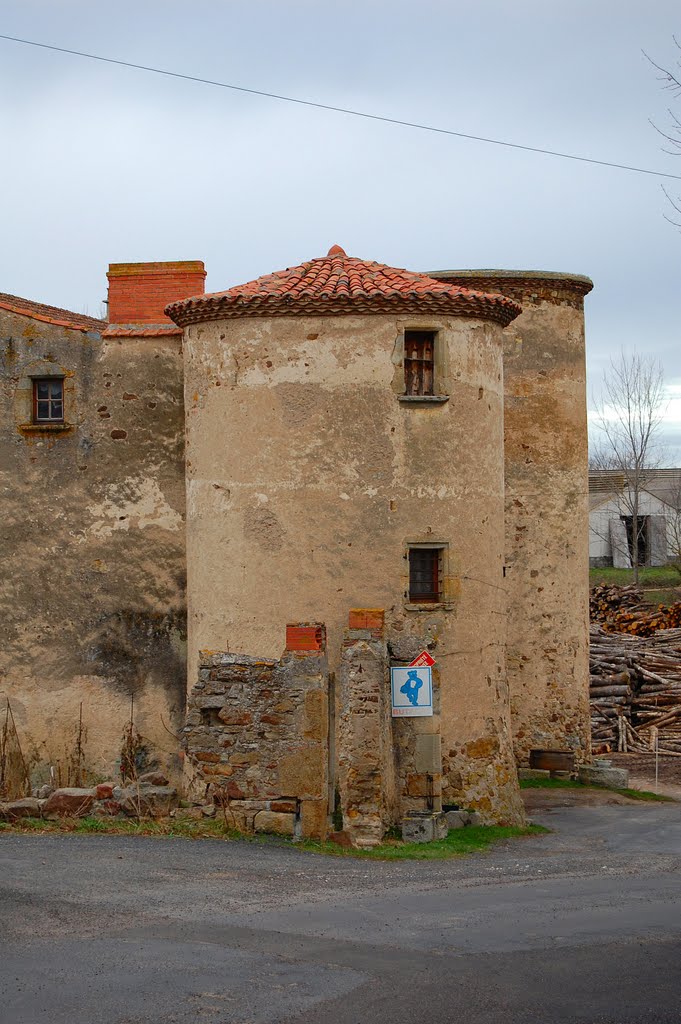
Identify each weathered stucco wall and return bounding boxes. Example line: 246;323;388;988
181;311;524;825
432;271;592;764
0;307;187;784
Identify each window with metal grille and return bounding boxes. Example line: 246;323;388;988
404;330;435;396
33;378;64;423
408;547;443;603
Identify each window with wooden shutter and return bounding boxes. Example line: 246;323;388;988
404;331;435;396
408;547;443;603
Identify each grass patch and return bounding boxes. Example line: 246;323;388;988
613;787;675;802
520;777;585;790
0;815;242;841
519;777;674;802
296;824;547;860
643;588;681;606
0;815;547;859
589;566;681;590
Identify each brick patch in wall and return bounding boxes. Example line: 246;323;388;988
348;608;385;631
285;623;325;652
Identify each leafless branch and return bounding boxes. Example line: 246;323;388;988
644;41;681;226
592;351;668;582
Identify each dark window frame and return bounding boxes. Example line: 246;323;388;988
404;330;436;397
33;377;65;424
408;545;444;604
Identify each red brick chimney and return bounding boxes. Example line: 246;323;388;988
107;261;206;324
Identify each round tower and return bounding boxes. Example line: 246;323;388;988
168;247;526;829
431;270;593;764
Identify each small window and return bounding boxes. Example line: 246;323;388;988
404;331;435;396
33;378;64;423
408;546;443;603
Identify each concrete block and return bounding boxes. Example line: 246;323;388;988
253;810;295;835
401;811;448;843
414;734;442;773
518;768;551;780
578;765;629;789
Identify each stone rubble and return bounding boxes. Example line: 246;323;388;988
0;774;178;823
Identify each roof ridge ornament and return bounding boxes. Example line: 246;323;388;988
327;244;347;257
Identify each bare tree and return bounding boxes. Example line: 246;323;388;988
592;352;667;582
644;38;681;227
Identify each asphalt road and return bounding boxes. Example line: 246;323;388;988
2;798;681;1024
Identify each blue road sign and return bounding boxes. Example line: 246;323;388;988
391;666;433;717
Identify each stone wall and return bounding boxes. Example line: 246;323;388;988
184;624;329;839
430;271;593;765
0;302;188;785
336;610;398;848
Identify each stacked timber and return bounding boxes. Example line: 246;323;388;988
589;626;635;748
590;584;646;622
590;584;681;636
590;625;681;754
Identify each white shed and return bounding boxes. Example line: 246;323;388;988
589;470;681;568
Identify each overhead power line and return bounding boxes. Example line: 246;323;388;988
2;32;680;182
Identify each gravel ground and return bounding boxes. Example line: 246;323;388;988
3;794;681;1023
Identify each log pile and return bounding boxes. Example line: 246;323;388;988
590;584;681;636
590;624;681;754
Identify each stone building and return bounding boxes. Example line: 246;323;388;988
0;247;593;845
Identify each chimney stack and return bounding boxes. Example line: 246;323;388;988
107;261;206;324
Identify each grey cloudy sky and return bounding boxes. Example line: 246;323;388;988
1;1;679;458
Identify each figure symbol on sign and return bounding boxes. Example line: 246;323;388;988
400;669;423;707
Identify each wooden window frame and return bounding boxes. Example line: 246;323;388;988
33;377;65;424
404;330;436;397
408;545;444;604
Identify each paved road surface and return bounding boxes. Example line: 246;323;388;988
2;798;681;1023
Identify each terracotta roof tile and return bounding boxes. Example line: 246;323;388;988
0;292;105;333
166;246;522;328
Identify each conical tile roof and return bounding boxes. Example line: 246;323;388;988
166;246;522;327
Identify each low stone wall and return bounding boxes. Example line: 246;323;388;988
184;624;329;840
337;610;398;848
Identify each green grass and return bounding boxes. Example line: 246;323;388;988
519;776;674;802
0;815;546;859
590;566;681;590
642;588;681;606
296;825;547;860
0;815;242;840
